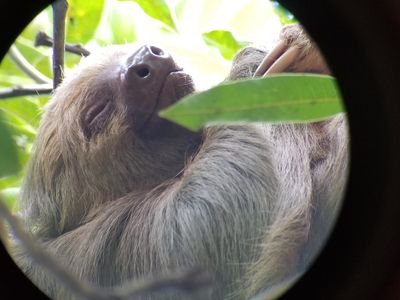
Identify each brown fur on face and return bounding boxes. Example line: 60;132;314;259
12;25;348;300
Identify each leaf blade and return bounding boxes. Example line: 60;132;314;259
202;30;250;60
0;111;20;177
66;0;105;44
131;0;177;31
160;74;344;131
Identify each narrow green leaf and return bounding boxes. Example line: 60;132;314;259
0;175;21;190
130;0;176;31
0;187;20;211
0;97;42;129
67;0;105;44
14;38;52;78
160;74;344;131
0;111;20;177
202;30;250;60
271;1;297;25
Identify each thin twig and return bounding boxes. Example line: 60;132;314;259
7;46;51;84
52;0;68;89
35;32;90;57
0;84;52;100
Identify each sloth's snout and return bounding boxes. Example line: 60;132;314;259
121;45;185;131
125;45;180;82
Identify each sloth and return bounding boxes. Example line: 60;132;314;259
12;24;348;300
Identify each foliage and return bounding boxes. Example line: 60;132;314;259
0;112;20;177
271;1;297;24
202;30;250;60
66;0;106;44
161;74;343;130
0;0;342;208
129;0;177;31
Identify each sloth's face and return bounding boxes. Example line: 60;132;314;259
118;45;195;139
32;45;202;194
46;45;197;144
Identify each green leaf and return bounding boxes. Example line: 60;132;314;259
0;187;20;211
0;111;20;177
20;7;52;41
0;175;21;190
130;0;176;31
1;40;50;86
16;39;52;77
67;0;105;44
160;74;344;131
0;97;42;129
271;1;297;25
108;1;137;44
202;30;250;60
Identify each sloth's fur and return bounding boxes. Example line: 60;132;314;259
12;25;348;299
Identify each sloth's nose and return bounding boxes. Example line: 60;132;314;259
125;45;179;81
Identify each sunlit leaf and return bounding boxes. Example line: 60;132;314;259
0;187;20;211
1;41;50;87
19;7;52;41
0;175;21;190
130;0;176;31
0;111;20;177
14;38;52;79
0;98;42;129
271;1;297;24
160;74;344;131
170;0;187;20
108;1;137;44
67;0;105;44
202;30;250;60
0;71;33;87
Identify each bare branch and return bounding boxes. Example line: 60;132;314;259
7;46;51;84
107;268;211;299
35;32;90;57
52;0;68;89
0;84;52;100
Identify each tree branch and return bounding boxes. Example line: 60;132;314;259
52;0;68;89
107;268;211;299
35;32;90;57
7;46;51;84
0;84;52;100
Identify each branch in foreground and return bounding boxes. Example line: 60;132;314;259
108;268;211;299
7;46;51;84
0;198;212;300
35;32;90;57
52;0;68;89
0;84;52;100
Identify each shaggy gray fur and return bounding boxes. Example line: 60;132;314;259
12;26;348;300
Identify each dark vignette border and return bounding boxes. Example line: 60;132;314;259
280;1;400;299
0;0;400;299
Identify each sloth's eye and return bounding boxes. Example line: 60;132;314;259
86;102;110;126
82;100;113;139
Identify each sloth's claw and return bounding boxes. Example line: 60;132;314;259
255;24;331;77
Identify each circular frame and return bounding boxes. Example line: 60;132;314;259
1;0;400;299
